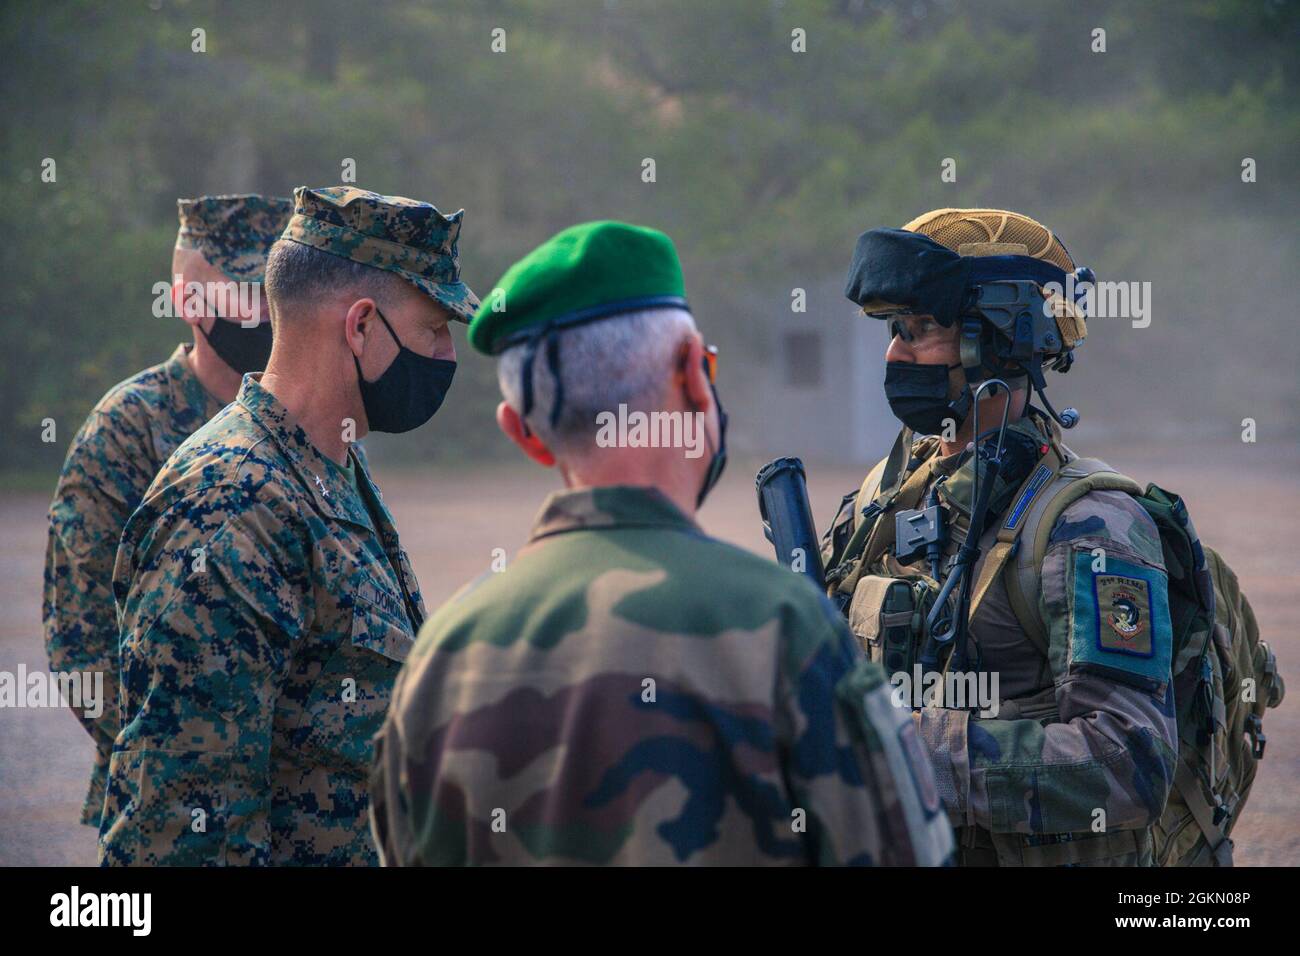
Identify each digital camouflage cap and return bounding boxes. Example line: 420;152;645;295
176;194;293;282
280;186;479;321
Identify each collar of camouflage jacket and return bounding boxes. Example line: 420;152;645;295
235;373;392;531
929;408;1059;522
168;343;225;421
528;484;700;543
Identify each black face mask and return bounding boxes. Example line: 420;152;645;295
883;361;966;436
696;377;728;509
200;314;273;375
356;308;457;434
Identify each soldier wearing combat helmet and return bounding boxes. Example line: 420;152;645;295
44;194;291;829
820;208;1178;866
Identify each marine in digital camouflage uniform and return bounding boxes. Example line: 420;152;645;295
99;186;478;865
370;221;954;866
821;209;1177;866
44;194;291;827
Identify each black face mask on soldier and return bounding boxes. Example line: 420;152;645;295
200;313;273;375
696;364;728;509
355;307;457;434
883;361;965;436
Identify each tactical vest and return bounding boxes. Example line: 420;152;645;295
823;415;1066;683
822;415;1283;867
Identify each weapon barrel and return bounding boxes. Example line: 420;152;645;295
756;457;826;589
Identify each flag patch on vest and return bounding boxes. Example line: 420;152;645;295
1004;463;1054;531
1070;551;1172;684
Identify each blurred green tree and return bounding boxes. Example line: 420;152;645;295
1;0;1296;482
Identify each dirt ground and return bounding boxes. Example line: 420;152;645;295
2;438;1297;865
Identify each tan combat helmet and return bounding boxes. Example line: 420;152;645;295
901;208;1076;271
849;206;1091;428
856;208;1080;315
902;208;1087;357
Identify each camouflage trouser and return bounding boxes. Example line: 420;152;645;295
956;826;1154;866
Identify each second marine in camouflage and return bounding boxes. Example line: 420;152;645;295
371;221;954;865
100;187;477;865
43;195;290;827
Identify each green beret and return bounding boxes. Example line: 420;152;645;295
281;186;480;322
468;220;687;355
176;194;292;281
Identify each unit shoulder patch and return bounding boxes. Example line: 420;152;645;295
1069;550;1172;685
1095;573;1153;656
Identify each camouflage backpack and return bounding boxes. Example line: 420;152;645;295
982;454;1285;866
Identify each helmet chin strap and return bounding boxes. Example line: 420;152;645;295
950;316;992;428
946;366;975;427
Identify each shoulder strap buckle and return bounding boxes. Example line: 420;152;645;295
1245;713;1266;760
